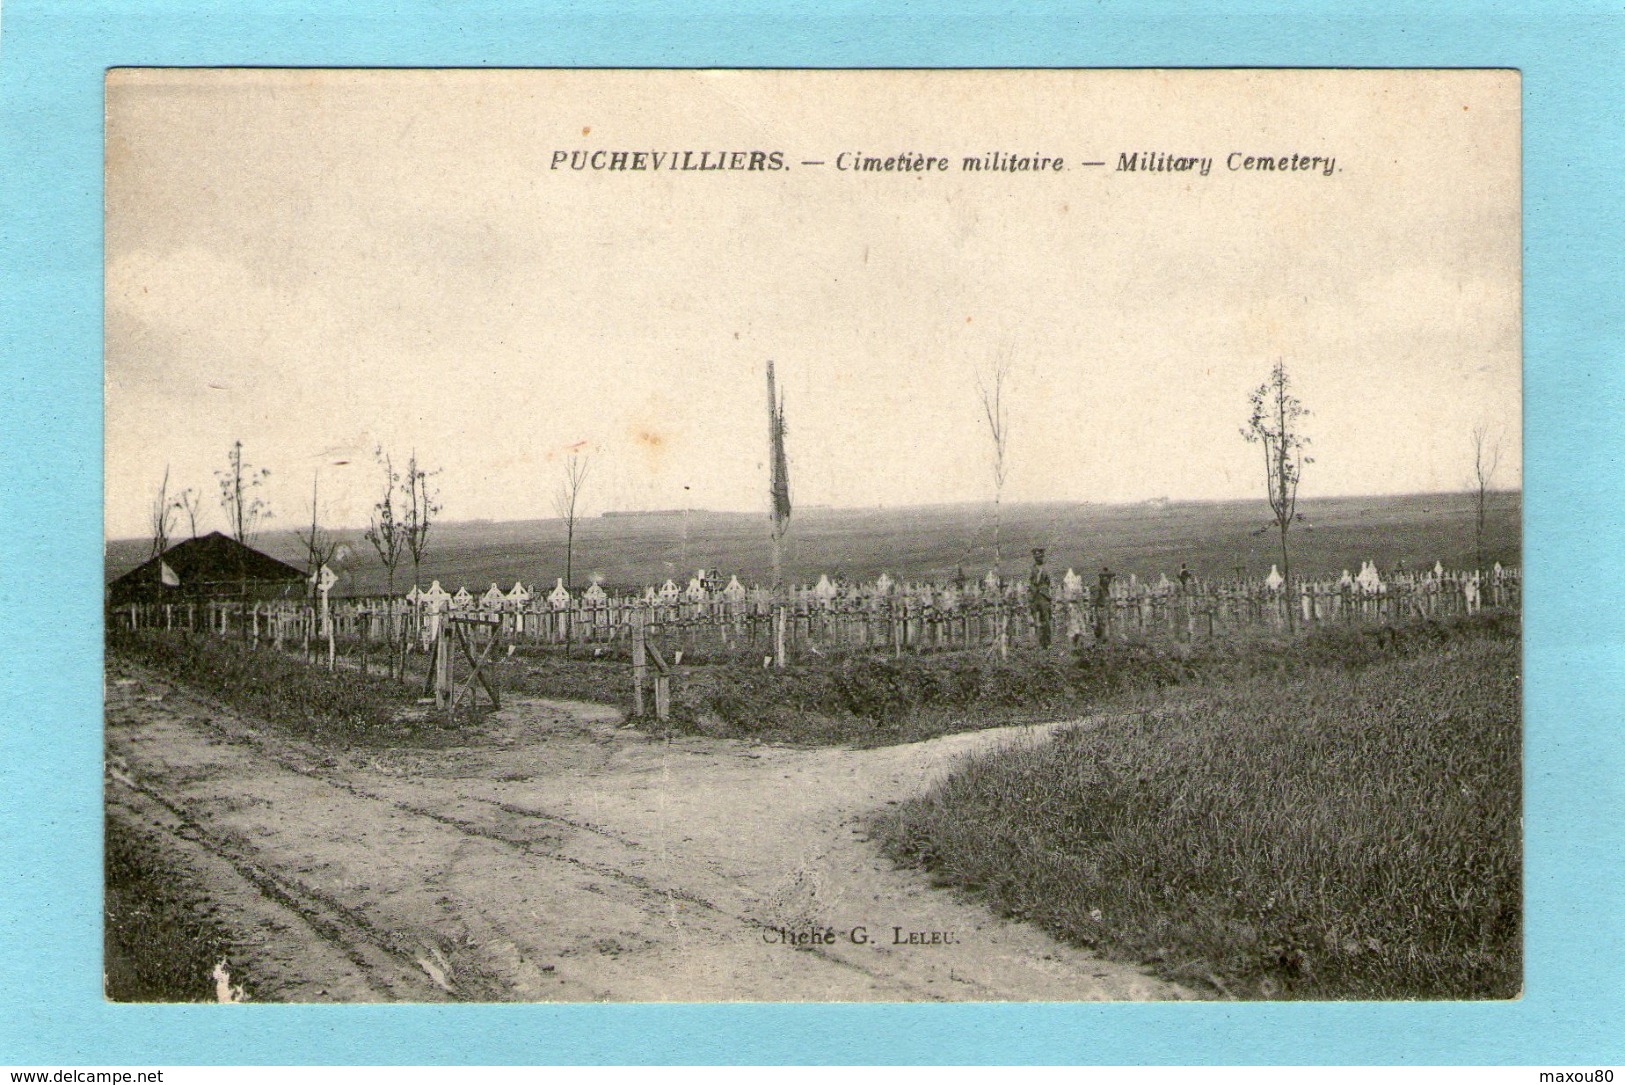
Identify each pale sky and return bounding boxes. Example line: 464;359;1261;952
105;69;1521;540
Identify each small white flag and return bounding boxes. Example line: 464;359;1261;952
160;560;180;587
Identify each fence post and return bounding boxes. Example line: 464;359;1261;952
631;609;647;718
191;566;1506;667
435;626;452;710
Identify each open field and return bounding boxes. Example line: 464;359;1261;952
106;490;1522;597
874;626;1522;999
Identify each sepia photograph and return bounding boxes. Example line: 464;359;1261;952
103;68;1521;1003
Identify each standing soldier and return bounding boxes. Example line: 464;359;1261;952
1094;565;1116;642
1028;547;1053;650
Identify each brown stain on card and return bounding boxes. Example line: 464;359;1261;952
630;425;670;474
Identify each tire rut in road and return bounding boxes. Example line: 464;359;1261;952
106;765;452;1002
174;746;934;999
107;658;1192;1001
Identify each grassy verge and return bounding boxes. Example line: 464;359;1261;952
872;632;1522;999
104;814;248;1002
108;628;471;748
112;613;1518;753
506;650;635;705
522;611;1514;747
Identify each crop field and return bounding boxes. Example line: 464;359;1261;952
105;490;1521;598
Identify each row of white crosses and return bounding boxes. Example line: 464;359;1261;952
405;576;619;614
647;572;749;605
1300;559;1509;597
391;559;1515;613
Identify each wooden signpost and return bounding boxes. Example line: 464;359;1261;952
436;613;503;721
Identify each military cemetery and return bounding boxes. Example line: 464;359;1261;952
102;69;1522;1007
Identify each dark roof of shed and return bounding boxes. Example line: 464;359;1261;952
109;531;306;590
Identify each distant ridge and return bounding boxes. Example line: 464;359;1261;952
105;491;1521;599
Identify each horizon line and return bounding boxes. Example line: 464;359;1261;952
104;487;1523;546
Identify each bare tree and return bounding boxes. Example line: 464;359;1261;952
554;446;590;659
766;362;792;589
1243;361;1312;622
976;345;1013;575
176;487;203;540
554;446;590;595
215;440;272;545
149;465;178;559
402;451;442;666
364;448;407;676
215;441;272;642
1471;424;1502;574
975;347;1014;658
765;362;793;668
403;450;441;593
295;471;341;596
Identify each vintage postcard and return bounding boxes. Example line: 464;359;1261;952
104;69;1521;1003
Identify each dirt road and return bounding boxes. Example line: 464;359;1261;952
105;658;1193;1002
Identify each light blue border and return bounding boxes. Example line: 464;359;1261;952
2;0;1621;1066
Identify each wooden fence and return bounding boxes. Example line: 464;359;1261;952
111;562;1521;661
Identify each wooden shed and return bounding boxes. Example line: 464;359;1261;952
106;532;306;607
